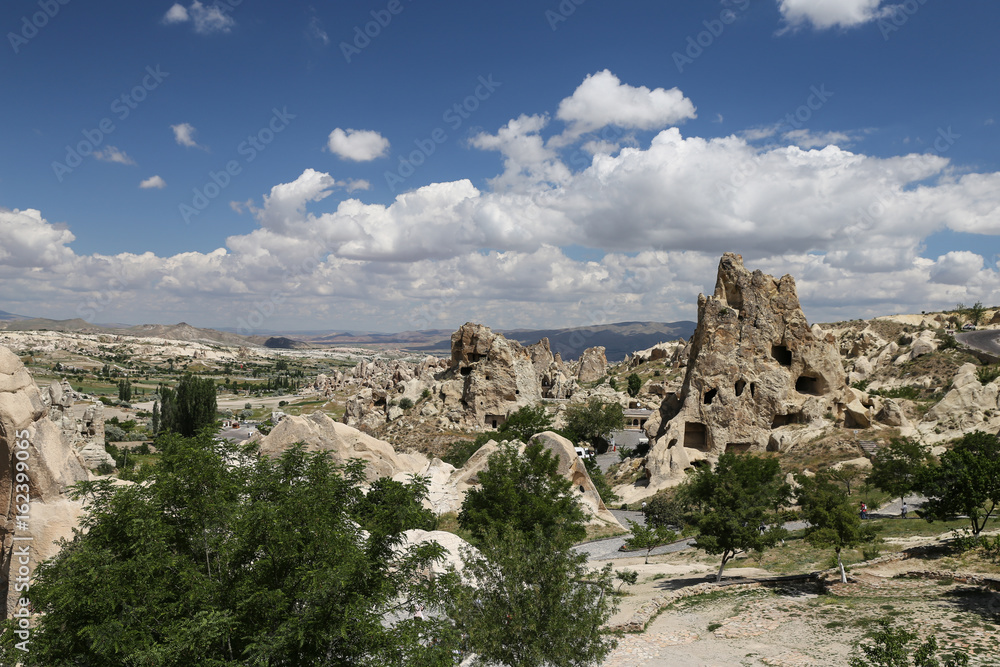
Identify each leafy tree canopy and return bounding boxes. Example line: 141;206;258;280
496;404;553;444
624;520;677;564
448;525;618;667
797;471;879;582
26;433;455;666
159;374;218;437
867;438;930;505
920;430;1000;535
564;398;625;449
626;373;643;398
459;441;587;548
686;452;791;582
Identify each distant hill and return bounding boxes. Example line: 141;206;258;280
0;317;265;347
295;321;696;361
500;321;696;362
122;322;265;347
0;316;695;361
0;310;29;321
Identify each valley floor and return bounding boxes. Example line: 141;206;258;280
597;547;1000;667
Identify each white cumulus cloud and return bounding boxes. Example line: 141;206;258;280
554;70;696;144
171;122;205;149
326;128;390;162
777;0;890;31
139;175;167;189
94;146;136;165
162;2;235;34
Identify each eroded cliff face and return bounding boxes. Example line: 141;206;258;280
0;346;90;616
638;253;849;496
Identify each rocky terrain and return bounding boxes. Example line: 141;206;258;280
7;252;1000;658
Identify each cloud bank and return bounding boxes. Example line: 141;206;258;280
4;70;1000;333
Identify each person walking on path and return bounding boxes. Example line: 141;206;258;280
901;501;908;519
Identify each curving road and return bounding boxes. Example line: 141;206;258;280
956;329;1000;356
575;510;809;561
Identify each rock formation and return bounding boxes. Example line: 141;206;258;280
41;379;115;469
576;346;608;383
635;253;850;498
253;412;623;531
330;323;594;431
0;346;91;616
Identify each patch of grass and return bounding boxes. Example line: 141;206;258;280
433;512;475;543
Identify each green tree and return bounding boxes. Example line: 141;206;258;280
117;377;132;402
496;404;553;443
797;471;879;583
160;375;218;437
459;441;586;548
828;465;862;496
583;455;619;505
850;618;969;667
27;434;456;665
867;438;930;507
968;301;986;326
687;452;791;582
448;525;618;667
642;489;692;531
920;430;1000;536
624;519;676;564
564;398;625;450
626;373;643;398
356;476;436;536
151;400;161;435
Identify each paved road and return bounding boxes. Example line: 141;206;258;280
575;510;810;561
218;426;257;442
956;329;1000;356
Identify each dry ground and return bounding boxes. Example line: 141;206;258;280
598;535;1000;666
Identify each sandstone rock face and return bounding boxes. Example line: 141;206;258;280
0;346;90;616
253;413;622;530
257;411;427;481
576;346;608;383
637;253;849;499
529;431;621;528
918;363;1000;441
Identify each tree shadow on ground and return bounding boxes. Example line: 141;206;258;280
937;585;1000;625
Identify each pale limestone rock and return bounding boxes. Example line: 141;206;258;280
831;457;873;471
0;346;90;617
925;363;999;427
529;431;623;531
576;346;608;383
845;400;872;429
632;253;849;501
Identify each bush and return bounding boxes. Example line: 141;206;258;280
443;437;489;468
399;398;414;410
421;388;431;399
938;334;960;350
976;365;1000;386
239;409;253;420
104;425;127;442
96;462;115;476
643;491;691;530
870;385;920;400
278;400;288;407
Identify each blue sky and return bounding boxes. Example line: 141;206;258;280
2;0;1000;333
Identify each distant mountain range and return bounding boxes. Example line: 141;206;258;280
0;314;696;361
296;321;696;361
